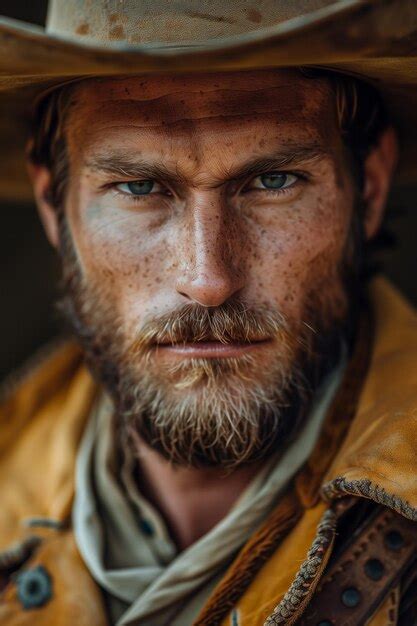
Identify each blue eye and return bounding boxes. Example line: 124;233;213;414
116;180;165;197
123;180;154;195
250;172;298;191
261;174;287;189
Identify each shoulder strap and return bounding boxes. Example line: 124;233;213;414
298;505;417;625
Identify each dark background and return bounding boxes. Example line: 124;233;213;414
0;1;416;381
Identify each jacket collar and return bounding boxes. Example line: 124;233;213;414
322;277;417;518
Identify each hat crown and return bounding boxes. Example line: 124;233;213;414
46;0;334;46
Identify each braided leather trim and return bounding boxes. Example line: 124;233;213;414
264;508;336;625
322;477;417;521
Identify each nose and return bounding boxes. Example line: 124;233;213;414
176;195;245;307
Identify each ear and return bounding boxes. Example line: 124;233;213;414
27;161;60;249
362;126;399;241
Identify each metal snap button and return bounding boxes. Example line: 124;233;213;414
16;565;52;609
341;587;362;608
364;558;385;581
385;530;404;550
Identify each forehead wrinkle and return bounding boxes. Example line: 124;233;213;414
76;76;331;111
72;112;332;142
88;84;320;104
73;82;332;131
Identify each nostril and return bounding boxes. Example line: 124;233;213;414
177;290;192;301
176;273;240;308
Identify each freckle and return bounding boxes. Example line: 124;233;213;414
109;24;125;38
76;22;90;35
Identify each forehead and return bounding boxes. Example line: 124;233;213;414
66;69;338;153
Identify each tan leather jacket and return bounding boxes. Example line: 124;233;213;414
0;277;416;625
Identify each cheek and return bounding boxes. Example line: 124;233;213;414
247;190;352;318
66;192;178;322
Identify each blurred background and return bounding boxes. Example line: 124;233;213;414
0;0;416;382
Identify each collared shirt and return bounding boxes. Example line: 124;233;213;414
73;358;345;626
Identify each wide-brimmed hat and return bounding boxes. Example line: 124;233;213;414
1;0;416;202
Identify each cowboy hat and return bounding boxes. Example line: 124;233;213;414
1;0;416;202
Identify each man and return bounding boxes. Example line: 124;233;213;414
0;1;416;625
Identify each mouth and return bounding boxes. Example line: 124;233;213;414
154;339;271;359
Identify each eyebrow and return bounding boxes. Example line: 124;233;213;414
224;145;327;182
85;144;328;186
85;156;189;187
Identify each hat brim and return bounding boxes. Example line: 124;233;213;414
1;0;416;201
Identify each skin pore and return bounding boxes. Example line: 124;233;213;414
30;69;397;549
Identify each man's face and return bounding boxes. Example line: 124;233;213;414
55;69;359;468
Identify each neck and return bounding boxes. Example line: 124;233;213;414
133;442;263;550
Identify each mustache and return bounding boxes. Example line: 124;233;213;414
130;300;289;352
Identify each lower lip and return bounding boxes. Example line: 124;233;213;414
155;340;270;358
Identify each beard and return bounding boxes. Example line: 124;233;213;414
57;212;363;471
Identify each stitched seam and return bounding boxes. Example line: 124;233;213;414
264;508;336;625
322;477;417;520
387;587;399;626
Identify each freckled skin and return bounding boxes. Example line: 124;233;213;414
63;69;355;370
